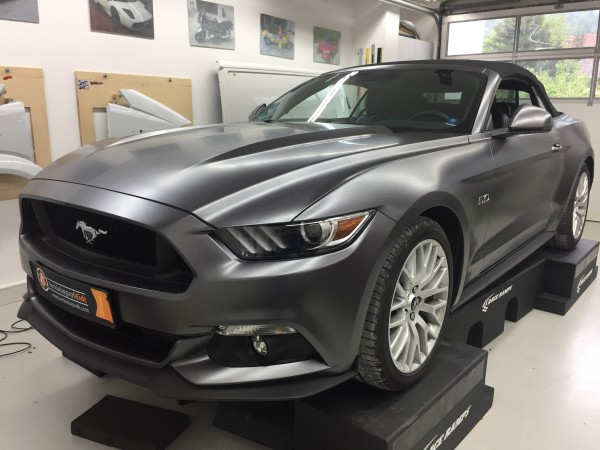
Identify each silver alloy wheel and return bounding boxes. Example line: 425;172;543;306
388;239;449;374
573;171;589;240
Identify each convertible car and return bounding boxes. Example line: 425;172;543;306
17;61;593;400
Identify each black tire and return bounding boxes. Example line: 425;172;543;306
285;42;293;49
264;36;272;45
548;165;590;250
357;217;453;391
195;29;207;42
111;7;121;26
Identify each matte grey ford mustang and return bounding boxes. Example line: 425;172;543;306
18;61;593;400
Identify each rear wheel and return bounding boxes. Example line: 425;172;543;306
195;29;207;42
357;217;452;390
549;165;590;250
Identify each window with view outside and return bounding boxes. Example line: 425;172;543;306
448;18;516;55
518;10;599;51
597;60;600;97
518;59;594;98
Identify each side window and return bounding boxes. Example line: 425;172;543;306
519;91;533;105
488;80;542;130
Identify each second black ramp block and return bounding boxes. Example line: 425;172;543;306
71;395;190;450
295;341;493;450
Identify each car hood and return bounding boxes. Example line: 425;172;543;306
118;1;151;19
36;122;462;227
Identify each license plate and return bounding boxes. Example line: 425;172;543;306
33;264;115;328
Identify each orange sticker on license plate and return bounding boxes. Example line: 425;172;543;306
34;264;115;328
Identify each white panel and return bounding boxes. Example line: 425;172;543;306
93;108;109;142
0;154;42;178
106;103;179;138
554;101;600;221
397;36;434;61
119;89;191;127
0;200;25;291
218;62;323;123
0;101;34;160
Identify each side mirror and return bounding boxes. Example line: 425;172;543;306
248;103;267;121
509;104;553;133
492;104;553;138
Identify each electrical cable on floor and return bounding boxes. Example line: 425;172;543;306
0;319;33;358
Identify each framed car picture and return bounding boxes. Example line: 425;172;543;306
0;0;39;24
260;13;295;60
88;0;154;39
188;0;235;50
314;26;341;65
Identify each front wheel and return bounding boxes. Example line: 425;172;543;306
549;165;590;249
110;7;121;26
357;217;452;390
195;29;207;42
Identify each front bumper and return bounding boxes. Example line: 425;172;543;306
18;179;396;400
18;297;354;401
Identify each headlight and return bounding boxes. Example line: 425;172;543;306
215;211;373;260
123;9;135;19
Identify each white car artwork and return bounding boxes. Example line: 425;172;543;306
93;0;153;30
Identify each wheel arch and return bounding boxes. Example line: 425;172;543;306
420;206;464;306
585;155;594;184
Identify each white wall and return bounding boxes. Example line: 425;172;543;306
554;102;600;222
353;1;400;63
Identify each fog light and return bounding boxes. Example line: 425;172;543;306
252;336;268;356
216;324;297;336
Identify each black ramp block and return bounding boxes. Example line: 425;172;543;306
444;257;545;348
536;239;598;315
295;341;493;450
71;395;190;450
213;401;295;450
414;385;493;450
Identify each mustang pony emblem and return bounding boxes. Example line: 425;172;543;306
75;220;107;245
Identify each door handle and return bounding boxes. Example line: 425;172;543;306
552;144;562;153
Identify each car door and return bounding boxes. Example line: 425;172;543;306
483;81;562;268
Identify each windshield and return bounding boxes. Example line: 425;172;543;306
253;68;487;133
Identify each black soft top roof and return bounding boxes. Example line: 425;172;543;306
337;59;560;117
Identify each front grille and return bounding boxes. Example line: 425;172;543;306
22;199;193;293
44;201;156;266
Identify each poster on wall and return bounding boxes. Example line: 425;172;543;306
188;1;235;50
313;27;341;65
88;0;154;39
260;14;295;60
0;0;39;24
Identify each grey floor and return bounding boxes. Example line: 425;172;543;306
1;223;600;449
